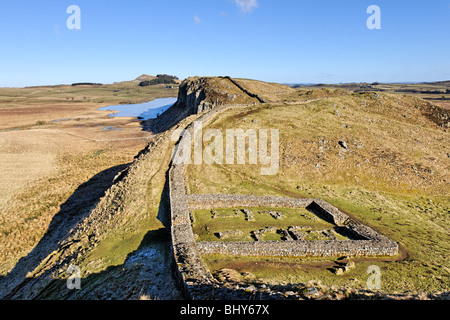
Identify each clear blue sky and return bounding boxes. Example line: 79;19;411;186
0;0;449;87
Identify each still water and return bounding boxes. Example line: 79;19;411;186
99;97;177;120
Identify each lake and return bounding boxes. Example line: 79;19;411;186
99;97;177;120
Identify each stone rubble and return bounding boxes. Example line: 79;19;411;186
259;210;283;219
242;208;255;221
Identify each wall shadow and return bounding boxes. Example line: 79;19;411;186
30;228;181;300
156;165;171;230
0;163;130;299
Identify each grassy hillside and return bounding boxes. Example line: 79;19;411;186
186;90;449;294
0;80;178;277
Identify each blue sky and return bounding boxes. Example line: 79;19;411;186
0;0;449;86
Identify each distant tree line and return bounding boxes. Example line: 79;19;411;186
395;89;449;94
139;74;179;87
71;82;103;86
156;74;178;80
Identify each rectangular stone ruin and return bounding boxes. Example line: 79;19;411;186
186;194;399;258
259;210;283;219
242;208;255;221
167;105;399;300
287;226;305;240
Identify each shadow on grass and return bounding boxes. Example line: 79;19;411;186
0;163;130;299
30;228;181;300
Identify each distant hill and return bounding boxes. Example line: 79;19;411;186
423;80;450;86
138;74;179;87
112;74;181;88
134;74;157;82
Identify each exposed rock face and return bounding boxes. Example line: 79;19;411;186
150;77;237;133
177;77;225;114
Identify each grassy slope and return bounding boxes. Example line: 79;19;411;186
186;91;449;294
0;83;177;275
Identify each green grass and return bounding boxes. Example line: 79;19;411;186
202;253;449;293
192;207;342;242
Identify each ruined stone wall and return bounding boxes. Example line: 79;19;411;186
223;76;267;103
169;140;214;299
188;194;393;239
196;239;399;258
188;194;314;210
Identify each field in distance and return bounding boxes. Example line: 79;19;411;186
0;76;178;273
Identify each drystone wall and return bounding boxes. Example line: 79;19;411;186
188;194;314;210
187;193;398;257
168;116;216;299
169;102;261;299
223;76;267;103
196;240;399;257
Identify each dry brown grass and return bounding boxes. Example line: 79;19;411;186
0;83;176;274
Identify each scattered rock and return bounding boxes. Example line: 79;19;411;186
214;269;242;282
334;267;345;275
245;285;256;292
301;287;320;299
345;260;356;271
317;294;333;300
338;141;348;149
242;208;255;221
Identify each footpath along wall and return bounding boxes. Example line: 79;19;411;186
169;103;255;299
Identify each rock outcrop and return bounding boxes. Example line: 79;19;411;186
150;77;243;133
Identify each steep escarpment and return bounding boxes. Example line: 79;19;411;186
149;76;261;133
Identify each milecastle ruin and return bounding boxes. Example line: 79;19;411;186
167;77;399;299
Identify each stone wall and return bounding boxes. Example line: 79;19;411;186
223;76;267;103
187;193;398;257
188;194;314;210
168;102;248;299
167;91;398;300
196;240;399;257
